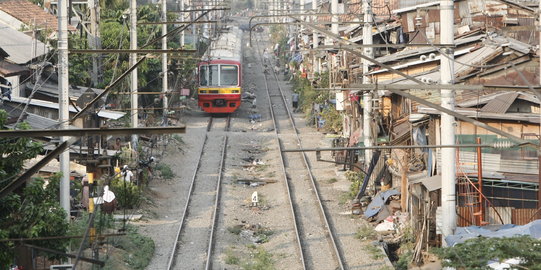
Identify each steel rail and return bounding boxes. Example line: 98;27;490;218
225;115;231;132
207;117;214;132
205;135;228;269
255;35;306;269
264;37;346;270
166;132;208;270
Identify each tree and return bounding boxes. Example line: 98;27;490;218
0;110;69;267
434;235;541;269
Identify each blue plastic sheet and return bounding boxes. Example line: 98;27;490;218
364;189;401;218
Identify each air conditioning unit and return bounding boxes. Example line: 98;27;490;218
420;55;428;61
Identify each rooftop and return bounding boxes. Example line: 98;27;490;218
0;21;49;64
0;0;76;32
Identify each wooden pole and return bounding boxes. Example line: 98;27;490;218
401;152;408;211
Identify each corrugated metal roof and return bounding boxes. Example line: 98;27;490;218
0;59;29;76
373;35;484;64
8;96;125;120
480;92;519;113
0;23;49;64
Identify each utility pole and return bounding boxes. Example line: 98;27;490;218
362;0;373;167
538;0;541;219
312;0;318;74
88;0;101;86
179;0;185;47
162;0;169;126
440;0;456;246
331;0;339;36
58;0;70;220
130;0;138;147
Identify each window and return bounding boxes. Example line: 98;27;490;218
220;65;238;86
199;65;219;86
199;65;208;86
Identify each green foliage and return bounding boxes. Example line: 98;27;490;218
104;225;155;270
355;223;377;240
110;178;142;209
320;106;343;133
433;236;541;269
0;111;67;267
228;225;243;235
394;250;413;270
345;170;364;199
225;247;241;265
68;210;115;249
156;163;174;180
0;175;69;266
242;246;275;270
366;244;386;260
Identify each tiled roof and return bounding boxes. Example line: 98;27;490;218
0;0;75;32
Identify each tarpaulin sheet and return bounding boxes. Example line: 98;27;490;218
364;189;400;218
445;219;541;246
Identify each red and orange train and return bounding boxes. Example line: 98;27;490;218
197;27;243;113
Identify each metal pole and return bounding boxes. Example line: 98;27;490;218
362;0;373;167
440;0;456;246
476;137;484;225
130;0;138;147
162;0;169;126
58;0;70;221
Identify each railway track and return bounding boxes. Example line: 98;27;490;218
207;115;231;132
166;116;228;270
256;35;347;270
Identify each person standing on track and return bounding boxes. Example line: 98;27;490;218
292;92;299;112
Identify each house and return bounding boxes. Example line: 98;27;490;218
0;0;76;39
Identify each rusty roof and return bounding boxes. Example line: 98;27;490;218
0;59;29;76
0;0;76;32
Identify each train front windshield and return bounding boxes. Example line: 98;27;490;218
199;64;238;87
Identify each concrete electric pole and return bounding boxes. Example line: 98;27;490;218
130;0;138;146
179;0;185;47
362;0;373;167
58;0;70;220
162;0;169;126
88;0;101;86
440;0;457;246
312;0;318;74
331;0;339;35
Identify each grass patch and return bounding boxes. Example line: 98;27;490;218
242;245;275;270
225;247;241;265
355;224;377;240
338;192;351;206
266;171;276;178
255;164;270;172
156;163;174;180
366;244;386;260
327;178;338;184
103;225;155;270
228;225;243;235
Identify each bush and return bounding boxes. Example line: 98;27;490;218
345;170;364;199
104;225;155;270
433;235;541;269
110;178;142;209
156;163;174;180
